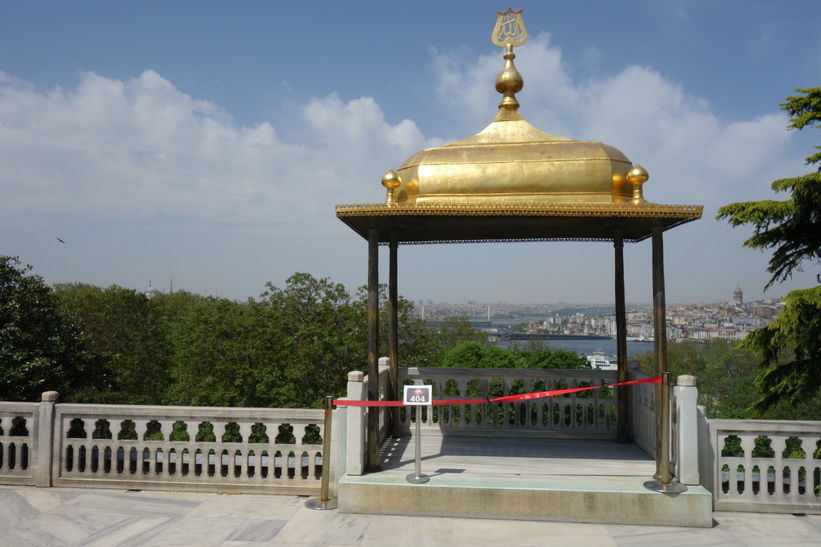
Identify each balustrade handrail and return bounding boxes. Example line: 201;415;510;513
710;419;821;434
54;403;322;422
0;394;326;495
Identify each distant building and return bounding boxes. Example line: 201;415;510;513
733;284;743;305
144;281;159;299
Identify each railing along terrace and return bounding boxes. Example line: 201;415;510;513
51;403;325;495
397;368;619;438
705;419;821;513
0;401;41;486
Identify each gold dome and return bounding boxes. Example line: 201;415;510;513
393;109;635;205
386;12;642;207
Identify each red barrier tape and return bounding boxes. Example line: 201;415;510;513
332;375;661;407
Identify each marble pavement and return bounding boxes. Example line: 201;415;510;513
1;485;820;546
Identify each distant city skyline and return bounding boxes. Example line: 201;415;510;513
2;2;819;304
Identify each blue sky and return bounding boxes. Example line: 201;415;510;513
1;1;819;305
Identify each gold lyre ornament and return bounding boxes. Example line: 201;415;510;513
492;8;528;48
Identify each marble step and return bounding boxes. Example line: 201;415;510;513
338;471;713;527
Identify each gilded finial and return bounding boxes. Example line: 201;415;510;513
627;164;649;203
382;170;401;206
492;8;528;48
492;8;528;113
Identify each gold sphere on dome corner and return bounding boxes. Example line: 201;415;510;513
382;169;401;207
626;164;649;203
381;170;401;190
626;164;649;185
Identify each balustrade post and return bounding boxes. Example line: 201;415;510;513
674;375;700;485
345;371;366;476
36;391;59;487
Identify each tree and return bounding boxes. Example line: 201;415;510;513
439;340;592;370
165;295;263;407
742;287;821;413
521;348;589;369
0;256;106;401
637;339;760;418
54;283;173;404
259;273;364;408
440;341;486;368
717;88;821;412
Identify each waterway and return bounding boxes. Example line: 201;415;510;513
499;337;654;358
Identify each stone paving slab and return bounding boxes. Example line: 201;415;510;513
2;486;821;546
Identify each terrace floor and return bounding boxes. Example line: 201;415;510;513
378;434;656;479
2;483;821;546
339;435;716;527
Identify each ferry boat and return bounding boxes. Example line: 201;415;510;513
586;351;618;370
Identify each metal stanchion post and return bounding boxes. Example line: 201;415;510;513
406;406;429;484
644;372;687;493
306;396;338;509
403;383;430;484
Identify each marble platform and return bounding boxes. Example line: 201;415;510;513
339;435;713;527
2;485;821;546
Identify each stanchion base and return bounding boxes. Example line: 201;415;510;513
406;473;430;484
305;498;338;510
643;479;688;494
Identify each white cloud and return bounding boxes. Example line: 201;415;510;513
0;70;429;226
303;92;427;161
2;47;800;233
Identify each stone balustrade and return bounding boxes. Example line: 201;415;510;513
397;367;620;438
0;394;325;495
0;400;41;486
701;418;821;513
3;367;819;515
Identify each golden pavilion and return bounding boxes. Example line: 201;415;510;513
335;8;702;472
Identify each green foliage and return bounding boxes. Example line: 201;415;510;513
256;273;365;408
717;87;821;414
438;340;590;369
440;341;486;367
0;256;107;402
163;273;368;408
741;287;821;413
523;348;589;369
53;283;177;404
637;339;761;418
165;295;264;407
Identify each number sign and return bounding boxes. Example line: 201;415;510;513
403;385;433;406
